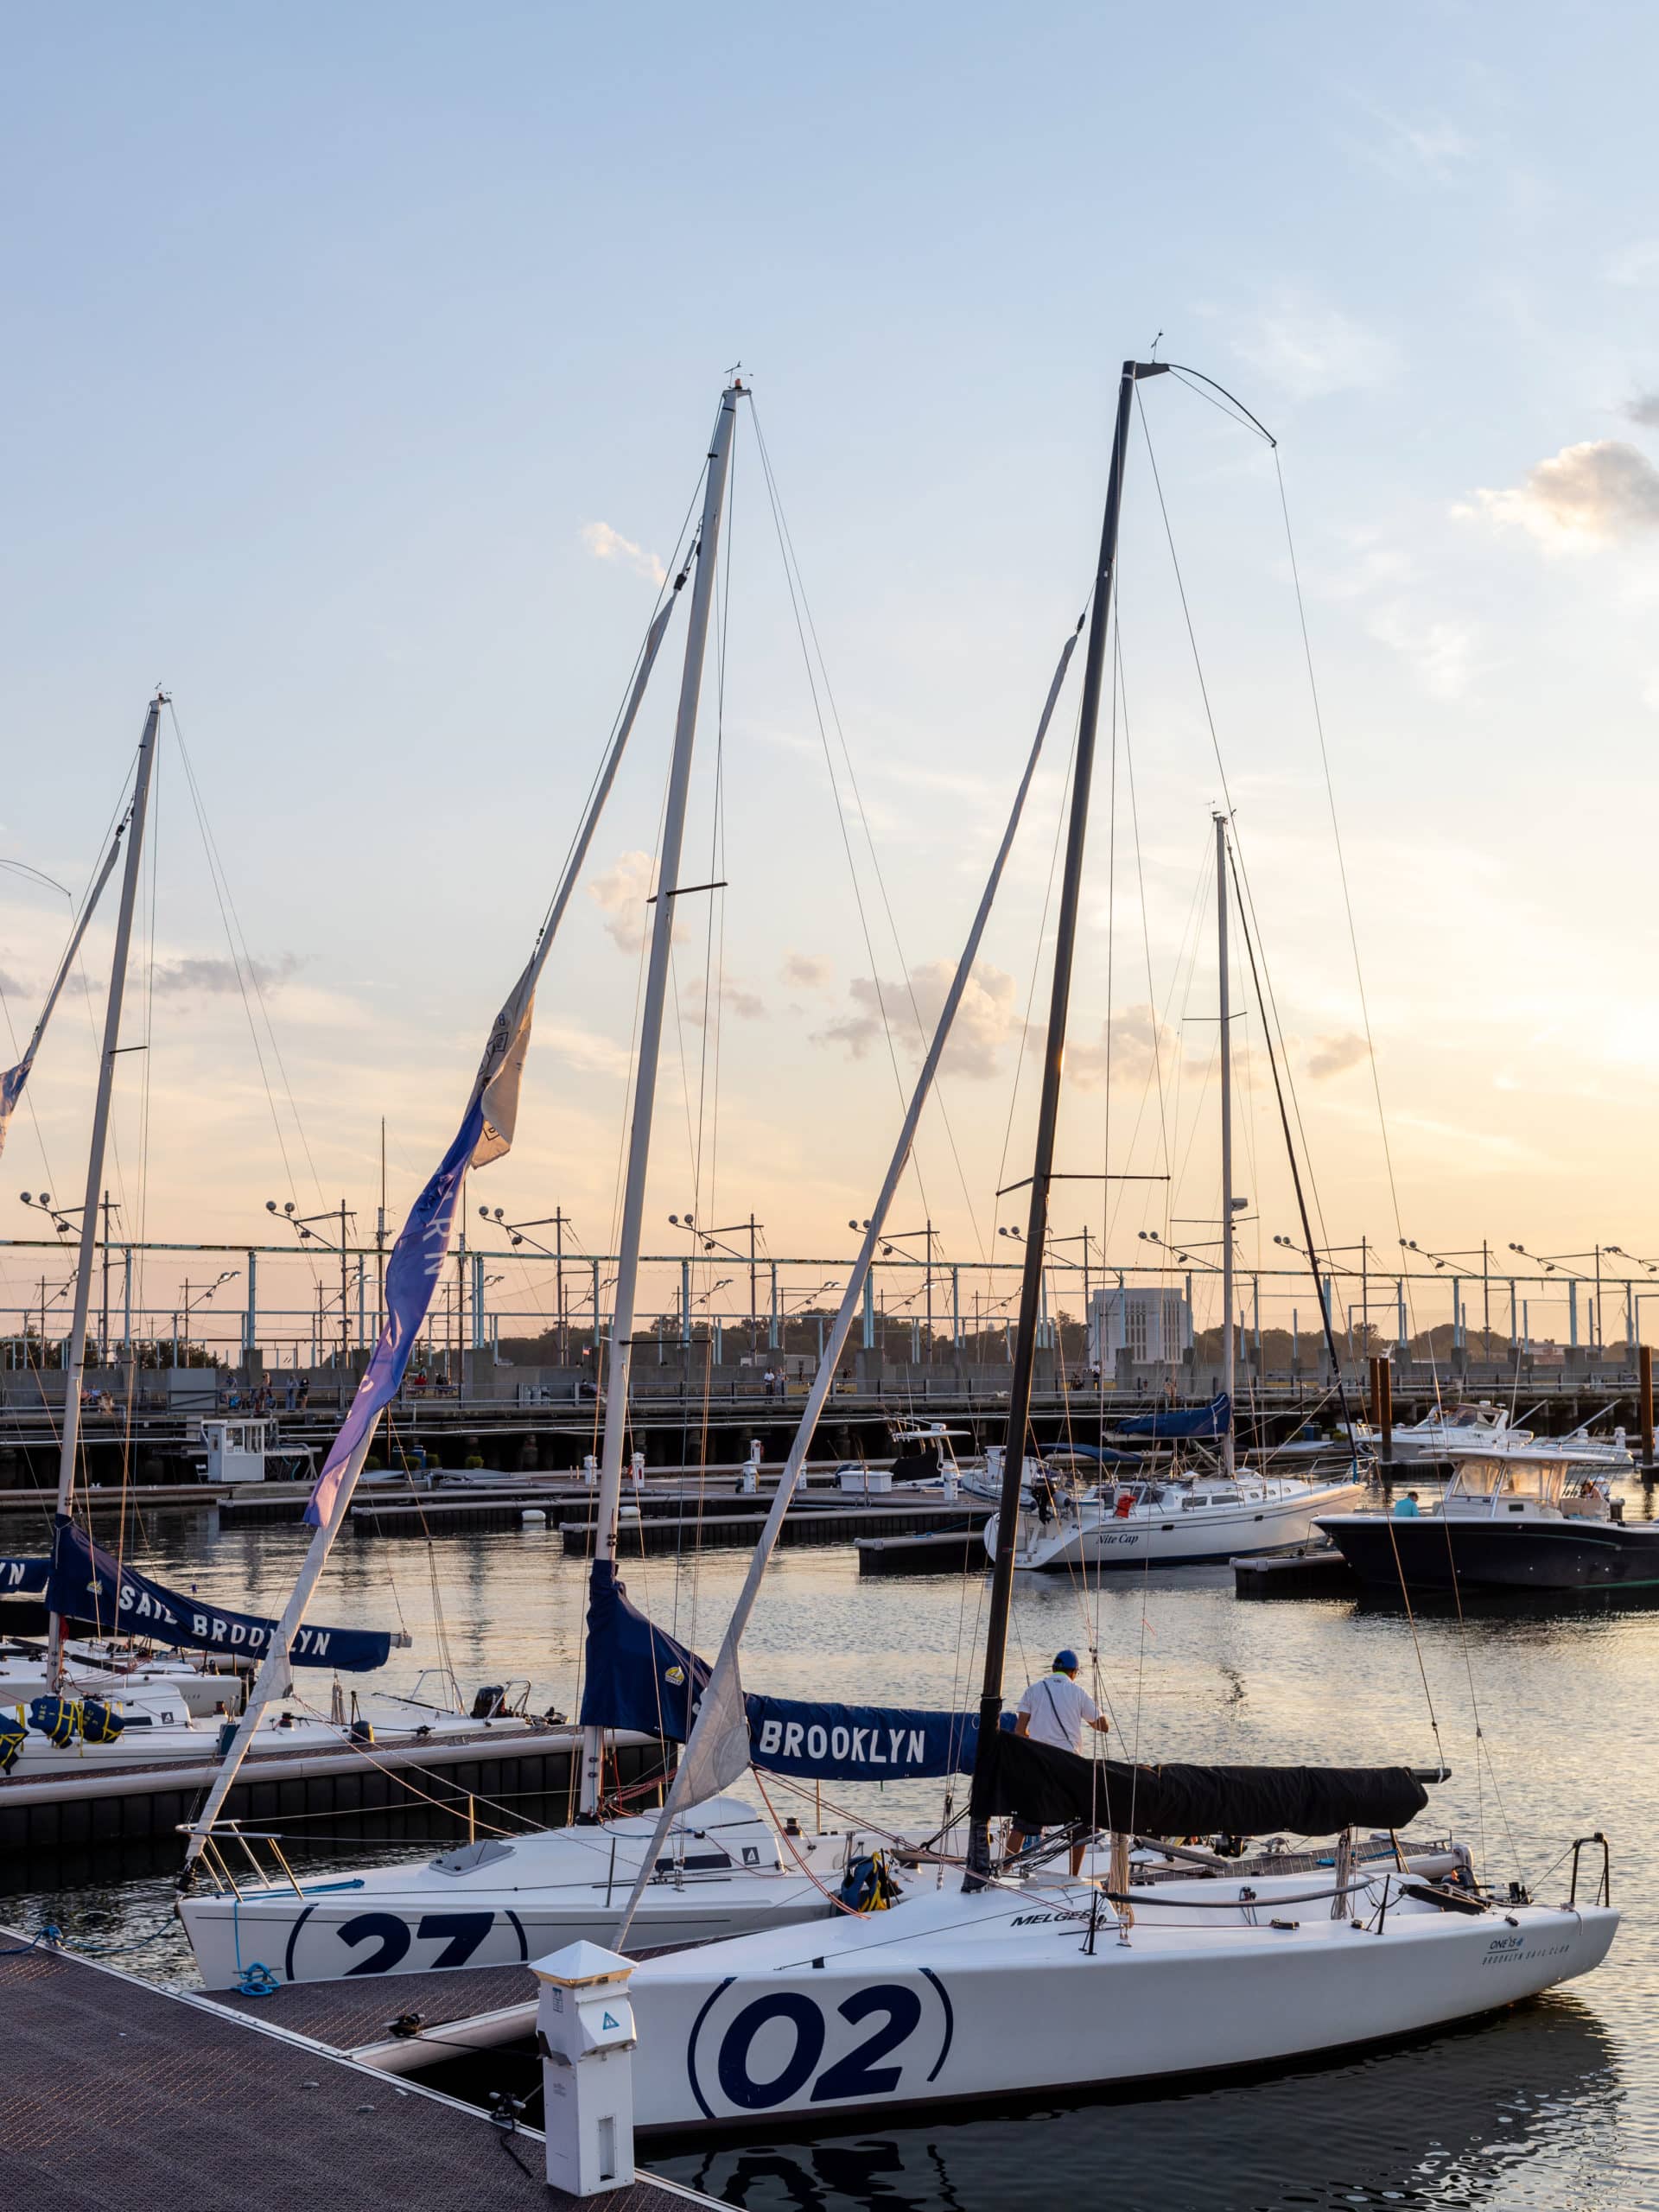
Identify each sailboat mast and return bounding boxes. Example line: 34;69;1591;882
1216;811;1236;1477
580;381;740;1815
47;693;162;1690
967;361;1163;1877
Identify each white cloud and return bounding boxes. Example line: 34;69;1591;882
1351;108;1475;186
1626;393;1659;429
537;1020;632;1079
586;850;656;953
150;953;303;997
1460;439;1659;545
1064;1005;1180;1090
1304;1031;1369;1081
814;960;1017;1079
679;974;766;1027
581;520;666;588
1230;299;1398;400
1365;607;1478;699
780;951;833;991
1605;242;1659;288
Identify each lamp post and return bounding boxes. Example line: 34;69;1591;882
265;1198;356;1367
1508;1243;1600;1354
480;1205;578;1363
671;1211;765;1358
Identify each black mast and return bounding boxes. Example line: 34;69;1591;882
965;357;1165;1886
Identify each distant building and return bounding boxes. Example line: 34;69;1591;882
1088;1285;1192;1370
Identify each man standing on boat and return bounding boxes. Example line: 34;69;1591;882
1014;1651;1109;1874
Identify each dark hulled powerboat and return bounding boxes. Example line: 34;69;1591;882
1319;1445;1659;1592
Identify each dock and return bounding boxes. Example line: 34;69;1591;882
0;1723;666;1855
551;1498;992;1556
1;1932;715;2211
1232;1546;1363;1600
856;1526;988;1574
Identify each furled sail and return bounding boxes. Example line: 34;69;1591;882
580;1560;980;1782
968;1725;1430;1838
1111;1391;1231;1440
47;1516;392;1671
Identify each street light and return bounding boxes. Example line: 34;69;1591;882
267;1197;357;1366
482;1205;578;1361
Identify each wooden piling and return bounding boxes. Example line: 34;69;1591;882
1641;1343;1654;1470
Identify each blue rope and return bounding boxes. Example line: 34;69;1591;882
236;1961;282;1998
0;1923;63;1956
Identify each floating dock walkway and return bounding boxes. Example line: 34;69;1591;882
0;1724;665;1855
1;1932;716;2212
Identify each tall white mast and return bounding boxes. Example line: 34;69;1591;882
581;382;740;1815
1216;810;1236;1478
48;694;162;1689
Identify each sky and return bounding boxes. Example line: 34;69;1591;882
3;3;1658;1353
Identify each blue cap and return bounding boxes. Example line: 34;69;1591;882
1053;1649;1079;1673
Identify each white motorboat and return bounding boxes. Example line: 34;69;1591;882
622;1851;1617;2132
987;1467;1367;1570
179;1793;894;1990
1383;1401;1530;1463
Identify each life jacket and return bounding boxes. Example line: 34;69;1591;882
838;1849;899;1913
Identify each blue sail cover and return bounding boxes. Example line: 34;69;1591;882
46;1517;391;1671
747;1698;977;1782
1111;1391;1231;1440
580;1560;978;1780
579;1560;710;1741
0;1556;49;1596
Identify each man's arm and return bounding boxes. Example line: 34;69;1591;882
1014;1713;1031;1737
1088;1714;1110;1734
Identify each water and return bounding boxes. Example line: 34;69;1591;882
4;1504;1656;2209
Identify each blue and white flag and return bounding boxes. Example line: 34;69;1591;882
304;959;537;1529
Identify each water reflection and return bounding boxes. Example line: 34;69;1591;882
663;1998;1621;2212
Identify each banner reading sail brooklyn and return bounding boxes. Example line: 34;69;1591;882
47;1516;391;1669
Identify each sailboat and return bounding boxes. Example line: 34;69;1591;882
1;702;532;1786
607;359;1618;2133
989;818;1363;1572
177;381;936;1988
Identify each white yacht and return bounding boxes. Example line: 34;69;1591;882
987;1465;1367;1571
1383;1401;1529;1462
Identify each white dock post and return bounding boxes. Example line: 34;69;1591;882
582;1452;599;1488
741;1438;761;1494
533;1941;638;2196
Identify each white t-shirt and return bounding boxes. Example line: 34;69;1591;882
1016;1673;1100;1756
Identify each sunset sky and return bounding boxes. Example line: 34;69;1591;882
3;4;1658;1354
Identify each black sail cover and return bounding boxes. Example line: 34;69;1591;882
969;1726;1429;1837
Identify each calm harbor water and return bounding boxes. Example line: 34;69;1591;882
4;1497;1657;2211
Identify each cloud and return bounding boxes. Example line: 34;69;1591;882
587;850;655;953
0;966;28;996
1230;299;1397;400
1365;607;1477;699
1605;242;1659;288
679;975;766;1027
780;951;833;991
1064;1005;1181;1090
1626;393;1659;429
150;953;302;996
1351;109;1475;186
1459;439;1659;545
814;960;1018;1078
537;1020;632;1079
581;521;666;588
1304;1031;1369;1081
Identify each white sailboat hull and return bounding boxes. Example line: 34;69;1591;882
991;1478;1366;1570
179;1796;855;1991
624;1872;1618;2132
